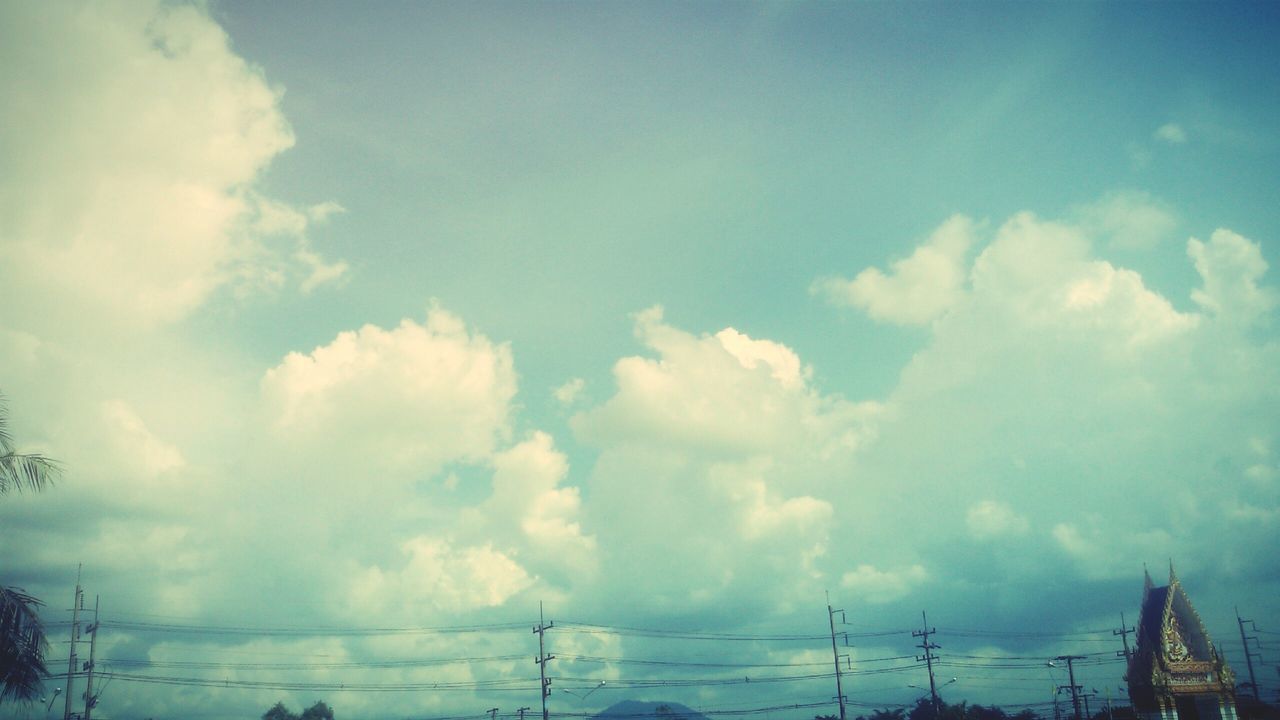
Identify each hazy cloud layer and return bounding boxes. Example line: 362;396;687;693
1;3;1277;719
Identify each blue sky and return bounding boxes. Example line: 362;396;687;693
1;2;1278;719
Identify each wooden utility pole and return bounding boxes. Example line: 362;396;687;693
914;612;941;718
1237;609;1260;701
83;596;100;720
533;603;554;720
1114;614;1134;667
64;568;83;720
1055;656;1085;720
827;595;848;720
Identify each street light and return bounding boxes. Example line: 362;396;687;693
909;679;956;690
44;689;62;714
562;681;606;700
908;678;957;713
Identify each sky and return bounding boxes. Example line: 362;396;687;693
1;1;1279;719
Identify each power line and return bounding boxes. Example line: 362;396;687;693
97;619;531;636
100;654;527;670
556;622;832;642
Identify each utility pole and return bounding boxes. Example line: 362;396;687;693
518;707;531;720
827;594;849;720
1114;614;1134;667
488;708;499;720
914;611;941;719
83;596;99;720
64;567;83;720
1236;609;1260;702
1054;656;1085;720
533;603;554;720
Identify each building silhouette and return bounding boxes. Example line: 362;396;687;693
1127;566;1239;720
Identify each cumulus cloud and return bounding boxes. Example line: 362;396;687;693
554;377;587;405
261;304;516;477
1189;228;1278;323
2;2;1277;700
350;537;534;615
458;432;596;572
814;215;977;325
572;311;874;613
574;306;876;458
840;564;928;604
963;212;1197;348
714;327;808;388
0;1;346;333
829;205;1277;604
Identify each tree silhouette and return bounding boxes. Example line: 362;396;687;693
0;393;60;705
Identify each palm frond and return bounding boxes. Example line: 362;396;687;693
0;392;13;454
0;393;60;495
0;585;49;705
0;452;59;495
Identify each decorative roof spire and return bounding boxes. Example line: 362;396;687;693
1169;559;1179;588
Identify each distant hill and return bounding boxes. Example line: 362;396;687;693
591;700;713;720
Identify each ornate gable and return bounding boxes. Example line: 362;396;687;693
1128;565;1236;710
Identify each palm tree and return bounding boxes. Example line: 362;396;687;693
0;586;49;705
0;393;59;705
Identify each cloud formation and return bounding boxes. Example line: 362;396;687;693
1075;191;1178;251
1188;228;1278;323
262;306;517;477
573;309;875;613
1;3;1277;718
0;1;345;334
839;208;1278;601
814;215;977;325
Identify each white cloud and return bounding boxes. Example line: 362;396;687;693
966;500;1029;539
261;304;516;477
840;564;928;604
101;399;186;478
1155;122;1187;144
714;327;808;388
963;212;1196;348
0;1;346;333
573;306;876;458
571;311;875;613
554;377;586;405
350;537;533;615
728;477;832;541
458;432;596;572
1075;191;1178;250
832;207;1277;601
1;3;1276;701
1052;521;1176;581
1189;228;1277;323
815;214;977;325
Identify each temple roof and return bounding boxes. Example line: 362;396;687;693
1127;564;1234;700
